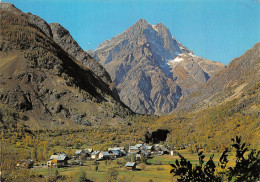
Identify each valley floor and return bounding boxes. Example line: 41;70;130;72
30;150;235;182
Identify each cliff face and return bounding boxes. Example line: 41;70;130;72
49;23;118;93
0;3;132;129
92;19;225;115
169;53;226;97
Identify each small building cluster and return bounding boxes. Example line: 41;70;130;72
72;148;93;160
129;143;169;156
17;143;171;169
46;144;170;168
88;147;126;160
47;152;69;168
153;144;170;155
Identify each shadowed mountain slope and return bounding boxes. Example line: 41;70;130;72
0;3;132;129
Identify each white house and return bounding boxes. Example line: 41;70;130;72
98;151;110;160
91;151;100;159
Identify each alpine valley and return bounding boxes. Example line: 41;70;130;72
0;2;259;182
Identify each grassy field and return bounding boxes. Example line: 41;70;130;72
32;163;174;182
31;150;236;182
147;150;236;166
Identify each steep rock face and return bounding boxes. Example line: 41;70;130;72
26;13;53;39
0;3;132;129
21;11;119;101
49;23;116;93
0;2;21;12
168;53;225;96
92;19;225;115
176;42;260;115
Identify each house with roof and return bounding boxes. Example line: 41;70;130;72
135;144;143;148
109;150;121;158
108;147;120;151
140;150;150;156
91;151;100;159
129;146;140;153
47;153;68;168
160;146;169;154
84;148;93;153
16;159;34;168
125;162;137;170
108;147;125;156
108;147;125;155
153;145;169;155
153;145;159;152
98;151;110;160
75;150;84;156
120;149;126;156
142;145;153;153
73;149;89;160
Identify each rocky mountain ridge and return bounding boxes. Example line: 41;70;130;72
0;3;132;129
176;42;260;115
92;19;225;115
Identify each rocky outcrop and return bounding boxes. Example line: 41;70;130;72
49;23;116;90
169;53;225;97
26;13;53;38
0;2;21;13
23;12;120;102
92;19;225;115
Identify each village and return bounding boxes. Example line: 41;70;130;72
17;143;174;171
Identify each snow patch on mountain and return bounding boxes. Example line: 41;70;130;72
167;56;184;68
172;57;184;62
152;24;158;32
188;52;198;58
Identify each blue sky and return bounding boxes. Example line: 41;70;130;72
3;0;260;65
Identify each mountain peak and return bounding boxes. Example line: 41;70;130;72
0;5;132;128
0;2;15;8
0;2;21;13
92;19;225;115
153;23;168;31
136;18;148;25
133;19;149;29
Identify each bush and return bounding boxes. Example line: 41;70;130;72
170;136;260;182
105;168;119;182
76;170;91;182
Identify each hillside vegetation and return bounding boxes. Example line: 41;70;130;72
0;3;259;181
0;3;133;129
176;42;260;115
